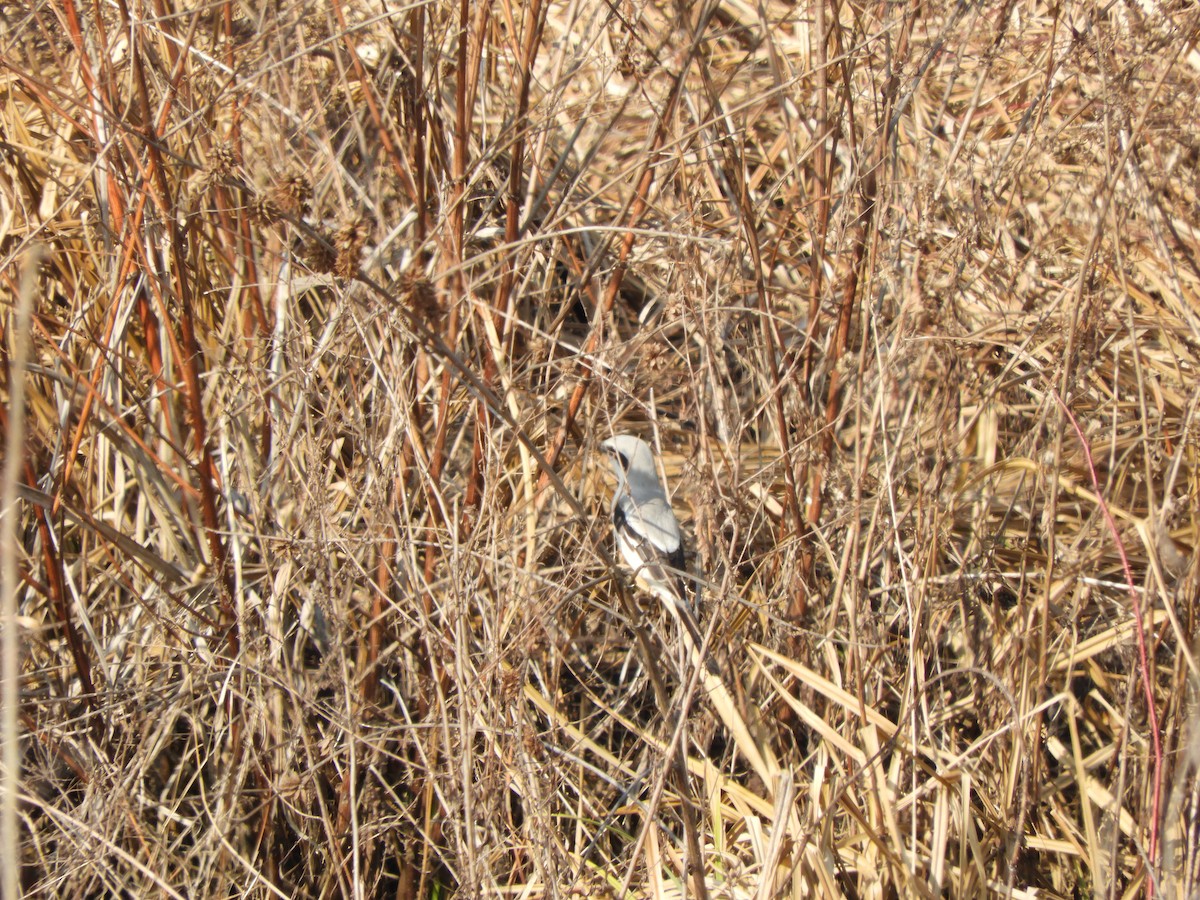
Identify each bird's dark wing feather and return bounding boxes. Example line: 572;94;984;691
613;503;692;607
612;497;707;659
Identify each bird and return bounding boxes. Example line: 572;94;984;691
600;435;704;652
600;435;780;786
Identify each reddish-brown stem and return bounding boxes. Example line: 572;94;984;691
0;405;97;712
465;0;546;517
1053;388;1163;884
803;0;830;399
538;163;655;484
792;0;896;624
538;7;718;484
105;0;238;673
423;0;478;579
733;167;805;561
330;0;419;204
410;5;429;242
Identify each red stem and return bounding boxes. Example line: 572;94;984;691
1052;388;1162;886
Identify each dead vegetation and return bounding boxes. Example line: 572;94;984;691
2;0;1200;896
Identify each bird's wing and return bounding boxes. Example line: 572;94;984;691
613;495;694;613
615;494;680;552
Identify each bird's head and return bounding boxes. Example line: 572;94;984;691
601;435;651;475
600;435;665;496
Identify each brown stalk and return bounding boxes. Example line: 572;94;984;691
464;0;547;518
792;0;899;624
409;4;429;242
0;408;97;711
228;135;270;342
424;0;479;530
538;2;722;486
736;162;806;598
49;1;184;516
793;0;850;623
124;22;233;618
330;0;419;204
802;0;832;397
399;3;490;894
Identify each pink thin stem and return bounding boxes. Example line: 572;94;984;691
1052;388;1162;892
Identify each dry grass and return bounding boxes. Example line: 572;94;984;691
3;0;1200;896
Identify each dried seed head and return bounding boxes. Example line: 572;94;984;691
251;192;281;224
644;340;672;373
302;233;337;274
208;142;238;182
335;218;369;278
271;175;312;218
400;270;440;326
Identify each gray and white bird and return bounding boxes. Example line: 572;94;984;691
600;435;703;650
601;435;779;784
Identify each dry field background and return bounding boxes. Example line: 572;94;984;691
3;0;1200;896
